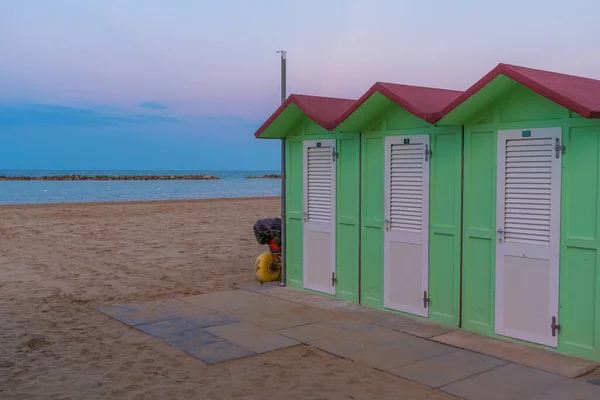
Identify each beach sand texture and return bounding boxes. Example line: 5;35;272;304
0;198;453;400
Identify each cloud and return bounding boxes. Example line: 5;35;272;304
139;101;168;110
0;103;182;128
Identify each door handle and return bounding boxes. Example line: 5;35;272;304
497;228;505;234
384;218;391;230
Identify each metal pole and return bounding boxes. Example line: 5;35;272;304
277;50;287;287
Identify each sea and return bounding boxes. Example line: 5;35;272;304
0;170;281;205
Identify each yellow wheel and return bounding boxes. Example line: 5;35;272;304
255;251;281;282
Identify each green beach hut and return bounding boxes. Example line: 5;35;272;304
254;63;600;363
254;94;361;303
333;83;463;327
435;63;600;361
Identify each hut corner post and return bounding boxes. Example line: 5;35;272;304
277;50;287;287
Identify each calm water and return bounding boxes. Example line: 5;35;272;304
0;170;281;205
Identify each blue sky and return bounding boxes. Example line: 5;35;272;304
1;0;599;170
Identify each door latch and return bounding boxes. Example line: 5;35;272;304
384;218;391;231
551;316;561;337
331;272;337;287
424;144;432;161
555;138;565;159
423;291;430;308
497;228;505;243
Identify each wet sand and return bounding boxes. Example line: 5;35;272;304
0;198;454;399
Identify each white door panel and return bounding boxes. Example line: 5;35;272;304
303;140;336;295
384;135;430;317
495;127;562;347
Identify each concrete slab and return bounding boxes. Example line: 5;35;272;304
432;330;598;378
179;289;272;314
255;286;358;313
240;282;280;292
243;305;333;331
164;327;224;348
389;349;509;388
521;379;600;400
165;305;238;328
172;335;256;365
277;318;381;343
205;321;300;354
312;334;454;371
97;298;185;326
134;318;201;340
354;307;457;338
440;363;569;400
255;287;457;338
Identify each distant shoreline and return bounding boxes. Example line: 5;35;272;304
245;174;281;179
0;174;220;181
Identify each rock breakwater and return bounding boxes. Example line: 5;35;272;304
0;174;220;181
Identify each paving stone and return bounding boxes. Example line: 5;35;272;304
432;330;598;378
245;306;333;331
165;327;225;349
277;318;381;343
168;330;256;365
355;307;457;338
179;290;271;314
440;363;569;400
165;305;238;328
134;318;201;340
389;349;509;388
312;334;454;371
240;283;280;292
205;321;299;354
97;298;185;326
521;379;600;399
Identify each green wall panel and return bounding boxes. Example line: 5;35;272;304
360;135;385;308
461;130;496;334
335;135;361;302
285;139;304;289
429;131;462;326
559;126;600;361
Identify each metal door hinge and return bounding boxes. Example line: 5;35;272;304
424;144;432;161
331;272;337;287
555;139;565;158
551;316;561;336
423;291;430;308
332;147;338;162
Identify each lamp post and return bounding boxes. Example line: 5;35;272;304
276;50;287;287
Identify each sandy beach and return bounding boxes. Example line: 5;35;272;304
0;198;453;400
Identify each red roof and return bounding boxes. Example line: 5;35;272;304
253;94;355;138
333;82;462;126
435;63;600;121
255;63;600;138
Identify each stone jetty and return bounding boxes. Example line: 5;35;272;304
0;174;220;181
245;174;281;179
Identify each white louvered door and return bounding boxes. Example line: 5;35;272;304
303;140;336;295
384;135;430;317
495;127;562;347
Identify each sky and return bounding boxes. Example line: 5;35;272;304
1;0;600;171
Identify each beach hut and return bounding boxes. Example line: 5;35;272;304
255;63;600;363
436;63;600;361
254;94;360;303
333;83;463;327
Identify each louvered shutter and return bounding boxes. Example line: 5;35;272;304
390;143;425;232
307;146;333;223
503;138;553;245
